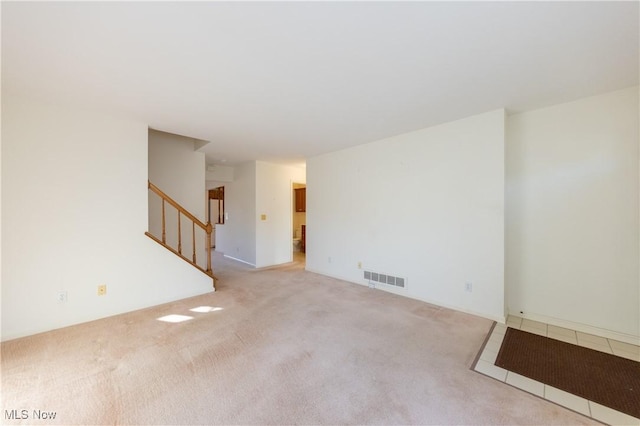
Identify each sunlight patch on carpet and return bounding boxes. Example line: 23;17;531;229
157;314;194;323
190;306;223;313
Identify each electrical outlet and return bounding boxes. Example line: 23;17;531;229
328;257;332;263
357;261;362;269
57;291;67;303
97;284;107;296
465;282;473;292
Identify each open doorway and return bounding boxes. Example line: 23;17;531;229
208;186;224;248
292;182;306;264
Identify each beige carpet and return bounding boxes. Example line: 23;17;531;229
2;253;597;425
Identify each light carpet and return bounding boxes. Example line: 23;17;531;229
1;253;597;425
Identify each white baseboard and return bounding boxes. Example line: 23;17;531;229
509;310;640;345
404;292;506;325
305;267;506;325
223;255;256;267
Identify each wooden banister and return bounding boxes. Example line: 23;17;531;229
149;181;209;229
146;180;216;287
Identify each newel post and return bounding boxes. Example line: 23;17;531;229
205;221;213;274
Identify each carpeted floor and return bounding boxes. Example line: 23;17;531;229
1;253;598;425
496;327;640;418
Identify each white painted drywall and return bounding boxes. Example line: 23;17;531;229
148;129;207;270
306;110;506;321
148;129;206;219
1;95;213;341
205;165;234;183
255;162;306;267
215;162;257;265
506;87;639;338
215;161;305;267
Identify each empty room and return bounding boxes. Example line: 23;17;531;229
1;1;638;425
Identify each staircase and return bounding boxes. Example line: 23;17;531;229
146;180;217;288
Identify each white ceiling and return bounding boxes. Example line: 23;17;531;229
3;1;638;167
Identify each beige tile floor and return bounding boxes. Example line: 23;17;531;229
474;315;640;426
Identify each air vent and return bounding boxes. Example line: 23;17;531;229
364;270;406;288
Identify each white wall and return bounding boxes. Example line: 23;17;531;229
216;162;257;265
148;129;207;270
148;129;206;218
307;110;506;321
205;164;234;183
215;161;305;268
256;162;306;267
506;87;639;339
1;95;213;341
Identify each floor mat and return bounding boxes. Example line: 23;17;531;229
495;327;640;418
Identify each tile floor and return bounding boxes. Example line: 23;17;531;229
473;315;640;426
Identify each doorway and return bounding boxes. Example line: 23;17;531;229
292;182;306;262
208;186;224;248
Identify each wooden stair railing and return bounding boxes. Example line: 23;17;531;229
146;181;217;287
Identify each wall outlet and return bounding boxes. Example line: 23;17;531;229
328;256;332;263
97;284;107;296
357;261;362;269
57;291;67;303
465;282;473;292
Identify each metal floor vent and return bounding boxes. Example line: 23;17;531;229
364;270;406;288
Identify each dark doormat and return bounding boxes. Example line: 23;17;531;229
495;328;640;418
